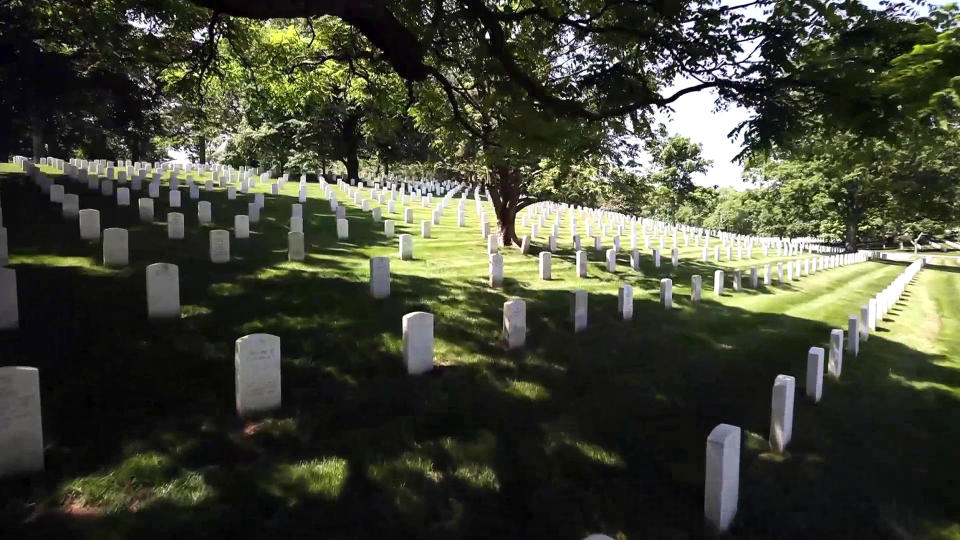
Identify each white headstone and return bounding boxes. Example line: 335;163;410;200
571;290;588;332
369;257;390;298
234;215;250;239
769;375;795;453
421;220;431;238
691;275;702;302
138;198;154;223
0;268;18;329
210;230;230;263
146;263;180;319
828;329;844;378
289;216;303;234
235;333;282;417
78;209;101;241
487;234;498;254
806;347;824;402
489;253;504;287
660;278;672;309
402;312;434;375
167;212;185;239
618;284;633;321
714;270;725;296
62;194;80;219
399;234;413;260
704;423;740;533
336;218;349;240
539;252;552;280
576;250;588;278
50;184;64;203
117;187;130;206
0;366;44;477
198;201;212;224
169;189;182;208
503;298;526;350
102;228;129;267
846;316;859;356
287;232;305;261
860;305;870;342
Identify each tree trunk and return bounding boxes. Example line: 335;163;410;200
340;112;362;180
489;166;524;247
198;134;207;164
344;154;359;181
845;214;858;252
384;160;390;177
30;110;43;160
131;134;142;162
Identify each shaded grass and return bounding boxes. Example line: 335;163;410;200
0;165;958;539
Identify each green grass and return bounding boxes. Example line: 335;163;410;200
1;163;959;539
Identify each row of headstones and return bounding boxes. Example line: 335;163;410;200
23;161;270;262
35;154;466;261
33;155;839;264
5;155;877;331
37;154;837;251
482;230;869;292
0;156;866;330
520;212;821;258
531;196;844;252
525;200;836;251
693;254;928;533
0;160;471;329
0;161;324;329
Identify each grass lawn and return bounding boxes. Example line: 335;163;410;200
1;162;959;539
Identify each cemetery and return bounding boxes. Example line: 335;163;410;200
2;1;960;539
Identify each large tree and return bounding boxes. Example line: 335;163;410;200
647;135;711;224
0;0;207;159
741;4;960;249
175;0;927;245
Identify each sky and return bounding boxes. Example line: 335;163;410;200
657;86;750;190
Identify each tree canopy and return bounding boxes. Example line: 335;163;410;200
2;0;958;248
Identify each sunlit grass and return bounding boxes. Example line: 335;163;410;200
266;457;349;502
60;452;214;513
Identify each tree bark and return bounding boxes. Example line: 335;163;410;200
30;109;43;159
340;113;362;180
198;134;207;164
489;166;527;247
845;214;859;252
343;154;360;181
188;0;429;81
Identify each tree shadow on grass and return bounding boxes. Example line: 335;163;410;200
2;176;960;539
